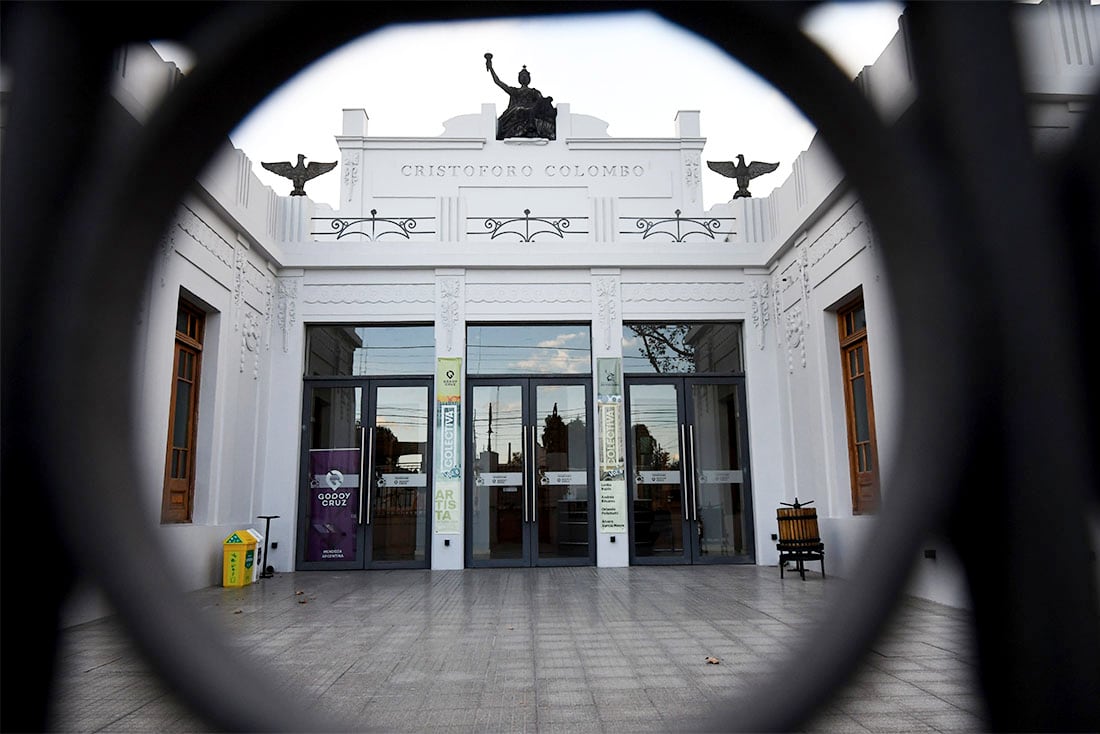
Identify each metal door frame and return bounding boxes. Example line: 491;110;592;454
624;375;754;566
465;376;596;568
296;376;434;571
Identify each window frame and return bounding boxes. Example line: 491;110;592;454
620;321;745;376
162;298;205;523
838;297;881;515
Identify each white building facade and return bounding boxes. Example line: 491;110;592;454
65;2;1096;623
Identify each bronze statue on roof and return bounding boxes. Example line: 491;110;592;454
485;52;556;140
261;154;337;196
707;154;780;198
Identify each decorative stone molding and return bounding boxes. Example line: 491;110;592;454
592;196;615;243
683;156;701;204
772;273;784;348
438;277;462;353
807;202;873;267
777;265;799;296
793;156;808;211
301;283;435;305
798;242;812;332
234;149;250;207
594;277;620;351
176;204;234;268
749;280;771;350
233;247;245;331
466;283;590;304
439;196;460;241
621;282;748;303
241;309;261;380
243;260;267;297
275;277;298;353
343;152;360;205
262;273;275;351
785;307;807;372
158;222;175;287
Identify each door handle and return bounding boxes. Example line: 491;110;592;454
522;425;529;523
358;426;367;524
688;424;699;522
529;424;537;525
681;423;691;521
364;427;375;525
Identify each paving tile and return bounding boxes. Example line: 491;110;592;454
801;712;873;733
536;722;604;734
538;704;600;724
536;689;596;708
586;664;636;678
623;670;682;688
475;688;533;707
835;697;912;715
538;676;590;693
937;692;991;715
48;567;987;734
597;701;663;724
587;676;644;690
845;712;936;732
917;710;988;731
536;665;584;680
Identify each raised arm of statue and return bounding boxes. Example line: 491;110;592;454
484;53;512;95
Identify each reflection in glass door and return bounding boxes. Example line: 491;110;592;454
297;379;432;570
467;379;594;567
627;383;686;560
625;377;754;564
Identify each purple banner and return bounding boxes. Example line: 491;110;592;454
307;448;361;562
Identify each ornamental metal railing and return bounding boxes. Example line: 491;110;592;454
618;209;736;242
466;209;588;242
312;210;435;240
309;209;740;243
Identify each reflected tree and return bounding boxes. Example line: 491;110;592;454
374;425;398;468
628;325;695;373
635;424;674;470
542;403;567;454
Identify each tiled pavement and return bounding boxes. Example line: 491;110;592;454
47;566;988;733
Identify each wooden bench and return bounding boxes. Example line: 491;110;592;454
776;499;825;580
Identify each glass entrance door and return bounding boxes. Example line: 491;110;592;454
625;377;754;565
467;378;594;567
297;379;432;570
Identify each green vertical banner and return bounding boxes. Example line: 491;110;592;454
597;358;627;533
434;357;463;534
597;357;622;403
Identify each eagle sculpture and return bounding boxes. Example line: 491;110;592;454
261;153;337;196
707;154;780;198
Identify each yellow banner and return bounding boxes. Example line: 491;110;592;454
436;357;462;403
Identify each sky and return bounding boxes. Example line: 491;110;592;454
153;3;905;211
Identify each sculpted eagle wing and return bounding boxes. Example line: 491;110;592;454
745;161;780;178
304;161;338;180
706;160;740;178
261;161;295;178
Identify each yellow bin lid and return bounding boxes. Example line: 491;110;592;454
224;531;256;546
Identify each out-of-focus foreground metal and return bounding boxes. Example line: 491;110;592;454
1;2;1097;732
